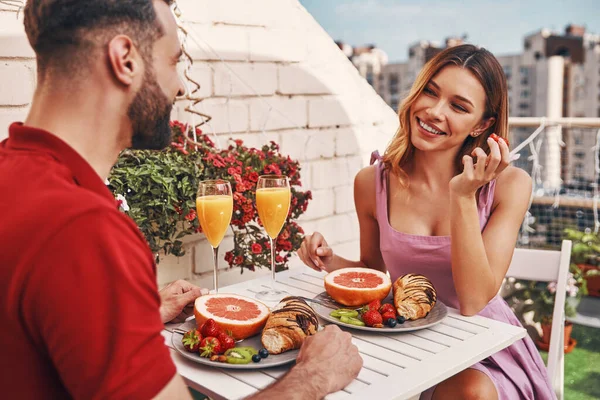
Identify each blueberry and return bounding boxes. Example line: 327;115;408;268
252;354;261;363
387;318;397;327
259;348;269;359
397;316;406;324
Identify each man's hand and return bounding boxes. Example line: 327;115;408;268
295;324;363;396
159;280;208;324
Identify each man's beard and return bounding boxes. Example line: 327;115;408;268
128;65;173;150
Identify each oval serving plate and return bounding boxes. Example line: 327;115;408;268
171;319;299;370
311;291;448;332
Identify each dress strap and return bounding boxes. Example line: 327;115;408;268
370;150;382;165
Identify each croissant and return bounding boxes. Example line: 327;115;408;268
261;296;319;355
393;274;437;320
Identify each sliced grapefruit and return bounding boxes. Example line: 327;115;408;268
194;294;270;340
324;267;392;306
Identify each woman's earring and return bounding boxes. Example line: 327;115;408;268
471;131;480;137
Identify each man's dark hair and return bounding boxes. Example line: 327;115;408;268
24;0;173;79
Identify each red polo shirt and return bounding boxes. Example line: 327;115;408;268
0;123;176;399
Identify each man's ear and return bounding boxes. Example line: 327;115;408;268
107;35;141;86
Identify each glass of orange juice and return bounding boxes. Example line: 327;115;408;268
196;180;233;293
255;175;291;301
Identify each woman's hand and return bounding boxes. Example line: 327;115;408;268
298;232;334;272
449;135;510;198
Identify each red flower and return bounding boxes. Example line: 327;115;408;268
247;171;259;183
264;164;282;175
228;166;242;176
233;256;243;265
278;240;292;251
276;255;284;263
234;139;244;147
251;243;262;254
224;252;234;263
185;209;197;221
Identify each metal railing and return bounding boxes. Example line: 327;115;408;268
508;117;600;249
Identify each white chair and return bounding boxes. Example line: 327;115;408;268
506;239;572;400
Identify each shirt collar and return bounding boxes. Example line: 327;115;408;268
6;122;116;204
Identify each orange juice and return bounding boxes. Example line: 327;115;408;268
196;195;233;247
256;187;291;239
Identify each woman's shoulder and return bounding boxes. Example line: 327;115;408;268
354;164;378;190
494;166;532;203
354;165;379;214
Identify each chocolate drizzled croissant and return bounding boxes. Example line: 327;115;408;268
261;296;319;355
393;274;437;320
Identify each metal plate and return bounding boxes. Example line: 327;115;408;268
171;319;299;369
311;291;448;332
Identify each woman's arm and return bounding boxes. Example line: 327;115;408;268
298;165;386;273
450;165;532;315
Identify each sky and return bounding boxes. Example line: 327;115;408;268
299;0;600;63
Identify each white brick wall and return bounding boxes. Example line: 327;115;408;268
0;62;35;106
0;1;398;288
249;96;307;131
214;63;277;96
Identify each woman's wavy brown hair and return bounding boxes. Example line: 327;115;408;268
382;44;509;186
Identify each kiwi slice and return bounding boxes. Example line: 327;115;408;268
224;348;253;364
224;347;259;364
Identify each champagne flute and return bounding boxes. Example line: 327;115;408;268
196;180;233;293
255;175;291;301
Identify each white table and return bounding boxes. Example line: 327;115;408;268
162;270;526;400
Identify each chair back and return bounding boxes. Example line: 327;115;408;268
506;240;572;400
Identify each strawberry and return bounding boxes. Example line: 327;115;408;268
360;299;381;315
200;337;223;358
200;319;222;338
489;133;509;147
181;329;202;353
379;303;396;316
362;310;383;327
217;332;236;352
381;311;396;322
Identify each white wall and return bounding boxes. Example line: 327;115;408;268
0;0;399;289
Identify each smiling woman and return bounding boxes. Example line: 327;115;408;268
298;44;556;400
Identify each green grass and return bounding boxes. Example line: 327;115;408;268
540;324;600;400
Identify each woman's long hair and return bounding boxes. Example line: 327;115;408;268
382;44;509;187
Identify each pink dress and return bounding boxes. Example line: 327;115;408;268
370;152;555;400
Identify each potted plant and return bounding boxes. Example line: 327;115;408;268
504;269;586;353
107;121;311;272
564;228;600;297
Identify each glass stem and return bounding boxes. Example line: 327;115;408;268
212;246;219;294
270;236;276;289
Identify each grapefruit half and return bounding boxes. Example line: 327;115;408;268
194;294;270;340
324;267;392;306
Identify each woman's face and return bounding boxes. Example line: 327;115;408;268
409;65;491;152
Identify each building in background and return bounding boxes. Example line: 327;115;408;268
336;42;388;87
376;36;467;112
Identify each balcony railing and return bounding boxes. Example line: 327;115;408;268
509;117;600;248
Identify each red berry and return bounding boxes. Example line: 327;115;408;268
201;319;222;338
217;332;236;352
362;310;383;327
181;329;202;353
489;133;509;147
200;337;223;358
379;304;396;316
361;299;382;315
381;311;396;322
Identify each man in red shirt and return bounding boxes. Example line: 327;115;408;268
0;0;362;399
